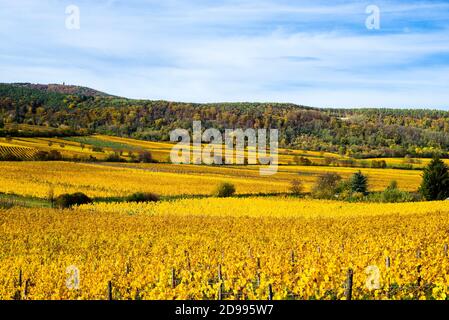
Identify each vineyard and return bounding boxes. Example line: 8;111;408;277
0;161;424;199
0;134;448;301
0;144;37;160
1;199;449;300
2;133;447;169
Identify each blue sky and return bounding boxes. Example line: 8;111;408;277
1;0;449;108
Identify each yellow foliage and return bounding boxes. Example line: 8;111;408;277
1;198;449;300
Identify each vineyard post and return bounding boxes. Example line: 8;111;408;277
290;250;295;265
256;258;261;287
23;279;30;299
185;251;191;270
444;244;448;257
218;264;224;300
218;264;222;282
18;268;23;288
268;284;273;300
13;269;23;300
386;257;391;298
108;281;113;300
417;265;422;289
345;269;353;300
171;268;176;289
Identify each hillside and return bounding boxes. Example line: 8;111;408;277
7;83;113;97
1;83;449;158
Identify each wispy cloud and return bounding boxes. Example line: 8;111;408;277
0;0;448;108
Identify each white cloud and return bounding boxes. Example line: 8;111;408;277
0;0;448;108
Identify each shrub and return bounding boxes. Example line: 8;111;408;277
213;182;236;198
48;150;63;160
54;192;92;208
311;172;342;199
0;199;14;209
126;192;160;203
371;160;387;169
35;150;62;161
419;156;449;200
350;171;368;194
106;153;125;162
289;179;303;195
366;180;414;203
92;146;104;153
138;151;153;163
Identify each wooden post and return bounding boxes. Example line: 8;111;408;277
218;264;224;300
417;265;422;288
218;283;224;300
290;250;295;264
18;269;23;287
108;281;113;300
218;264;222;281
171;268;176;289
416;249;421;259
185;251;191;270
256;258;261;287
345;269;353;300
386;257;391;299
444;244;448;257
268;284;273;300
23;279;30;299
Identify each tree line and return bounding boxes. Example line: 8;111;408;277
1;83;449;158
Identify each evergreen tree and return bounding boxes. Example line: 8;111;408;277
419;156;449;200
350;171;368;194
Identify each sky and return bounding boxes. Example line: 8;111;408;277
0;0;449;108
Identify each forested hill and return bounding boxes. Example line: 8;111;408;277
1;82;449;158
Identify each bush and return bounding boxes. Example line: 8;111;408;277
311;172;342;199
126;192;160;203
138;151;153;163
366;180;414;203
419;156;449;200
92;146;104;153
350;171;368;195
0;199;14;209
35;150;62;161
106;153;125;162
213;182;236;198
289;179;303;195
54;192;92;208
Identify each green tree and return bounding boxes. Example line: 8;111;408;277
350;171;368;194
213;182;236;198
289;179;303;195
419;157;449;200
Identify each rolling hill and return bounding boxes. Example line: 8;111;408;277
1;82;449;158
